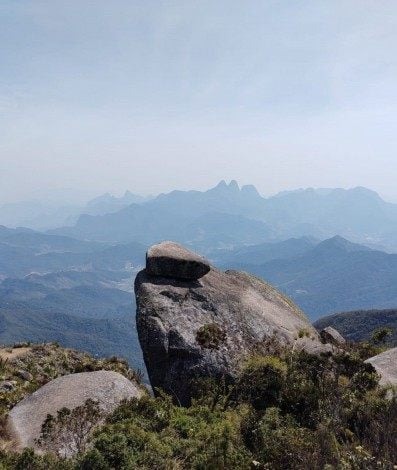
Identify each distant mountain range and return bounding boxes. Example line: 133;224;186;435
0;191;152;230
2;180;397;366
85;191;153;216
50;181;397;252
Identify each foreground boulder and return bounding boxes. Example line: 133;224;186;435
135;242;326;405
7;370;142;453
365;347;397;387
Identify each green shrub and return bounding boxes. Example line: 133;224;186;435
196;323;226;350
1;342;396;469
236;355;287;409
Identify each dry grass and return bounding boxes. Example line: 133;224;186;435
0;348;31;361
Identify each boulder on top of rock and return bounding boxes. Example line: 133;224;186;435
320;326;346;346
136;242;329;405
7;370;143;454
365;347;397;387
146;241;210;280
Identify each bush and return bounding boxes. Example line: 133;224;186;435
37;399;104;456
235;356;287;409
1;342;396;469
196;323;226;350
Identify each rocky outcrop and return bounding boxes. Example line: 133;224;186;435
7;370;142;453
365;347;397;387
320;326;346;346
146;241;210;280
135;241;327;405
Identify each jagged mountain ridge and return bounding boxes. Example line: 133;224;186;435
50;181;397;251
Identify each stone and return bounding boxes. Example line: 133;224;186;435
320;326;346;346
135;243;328;405
0;381;16;391
365;347;397;387
7;370;143;453
146;241;210;280
17;370;33;381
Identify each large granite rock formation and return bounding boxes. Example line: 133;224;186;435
135;241;326;405
7;371;143;453
365;347;397;387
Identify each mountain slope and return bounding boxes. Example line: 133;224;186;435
0;304;144;371
231;236;397;319
213;236;317;266
314;309;397;346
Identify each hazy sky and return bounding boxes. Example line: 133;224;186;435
1;1;397;203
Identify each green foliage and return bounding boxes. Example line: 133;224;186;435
297;328;310;338
37;399;104;456
235;356;287;409
80;349;395;469
196;323;226;350
0;343;143;417
371;327;393;345
0;345;396;468
314;309;397;347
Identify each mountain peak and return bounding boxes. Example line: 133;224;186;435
211;180;240;193
228;180;240;191
215;180;227;188
241;184;261;198
315;235;372;253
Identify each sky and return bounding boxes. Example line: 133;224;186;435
1;0;397;204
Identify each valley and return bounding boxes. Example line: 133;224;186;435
1;181;397;371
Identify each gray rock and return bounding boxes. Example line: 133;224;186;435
365;347;397;387
7;370;143;453
146;241;210;280
0;381;16;391
135;244;327;405
17;370;33;381
320;326;346;346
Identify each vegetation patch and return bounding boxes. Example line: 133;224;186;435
0;343;143;417
196;323;227;350
0;341;396;469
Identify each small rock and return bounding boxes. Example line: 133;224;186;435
146;241;210;280
0;381;16;391
320;326;346;346
17;370;33;381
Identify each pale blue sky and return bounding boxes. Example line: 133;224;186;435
1;1;397;203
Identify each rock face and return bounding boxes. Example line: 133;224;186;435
135;242;326;405
320;326;346;346
7;371;142;453
146;241;210;280
365;347;397;387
